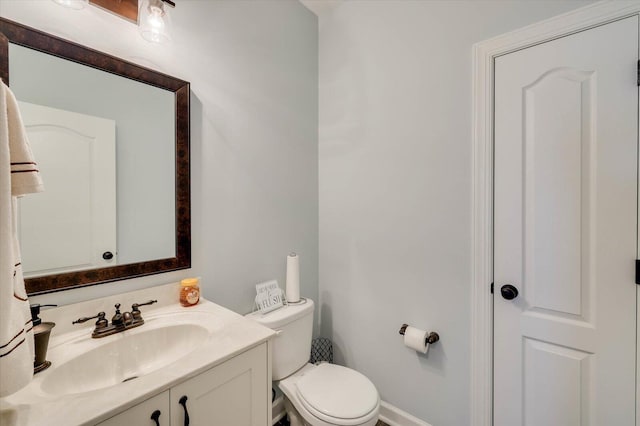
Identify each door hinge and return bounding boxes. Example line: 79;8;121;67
637;60;640;86
636;260;640;285
490;282;494;294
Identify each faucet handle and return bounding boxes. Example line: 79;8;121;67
132;300;158;310
131;300;158;321
72;311;107;328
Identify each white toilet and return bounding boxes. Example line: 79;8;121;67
246;299;380;426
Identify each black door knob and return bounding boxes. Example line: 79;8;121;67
500;284;519;300
102;251;114;260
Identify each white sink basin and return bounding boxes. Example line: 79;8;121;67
41;322;208;396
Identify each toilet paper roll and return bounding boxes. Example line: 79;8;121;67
403;326;429;354
286;252;300;303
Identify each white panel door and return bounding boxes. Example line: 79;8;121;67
494;17;638;426
17;102;116;277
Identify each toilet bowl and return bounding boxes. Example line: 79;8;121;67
245;299;380;426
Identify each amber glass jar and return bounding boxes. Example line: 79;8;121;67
180;278;200;307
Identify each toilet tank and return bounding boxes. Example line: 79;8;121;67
246;299;314;380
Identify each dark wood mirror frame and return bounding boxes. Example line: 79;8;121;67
0;18;191;295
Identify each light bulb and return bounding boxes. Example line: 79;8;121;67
139;0;172;44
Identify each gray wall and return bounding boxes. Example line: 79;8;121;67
317;1;594;425
4;0;319;321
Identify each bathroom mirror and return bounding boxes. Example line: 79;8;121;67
0;18;191;295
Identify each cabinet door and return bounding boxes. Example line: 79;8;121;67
170;344;269;426
97;390;170;426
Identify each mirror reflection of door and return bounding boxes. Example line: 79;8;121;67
17;101;117;277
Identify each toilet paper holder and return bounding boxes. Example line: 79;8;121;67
399;324;440;344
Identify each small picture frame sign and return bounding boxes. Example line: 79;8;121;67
255;280;284;314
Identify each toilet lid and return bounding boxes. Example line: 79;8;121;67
296;363;379;420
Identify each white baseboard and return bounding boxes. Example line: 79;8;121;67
379;401;433;426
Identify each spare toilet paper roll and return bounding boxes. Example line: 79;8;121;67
403;325;429;354
286;252;300;303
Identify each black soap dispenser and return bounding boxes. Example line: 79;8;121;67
30;304;57;374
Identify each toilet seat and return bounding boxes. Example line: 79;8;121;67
297;363;378;421
279;363;380;426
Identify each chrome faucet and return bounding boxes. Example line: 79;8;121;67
73;300;157;338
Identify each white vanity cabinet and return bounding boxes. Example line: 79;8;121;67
97;343;269;426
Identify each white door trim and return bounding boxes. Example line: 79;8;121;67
471;2;640;425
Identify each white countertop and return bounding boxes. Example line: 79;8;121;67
0;284;274;426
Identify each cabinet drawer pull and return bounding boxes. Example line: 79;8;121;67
179;395;190;426
150;410;161;426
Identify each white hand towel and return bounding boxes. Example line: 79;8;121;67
0;80;44;397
